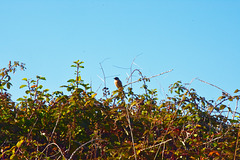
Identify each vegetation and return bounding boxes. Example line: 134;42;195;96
0;60;239;160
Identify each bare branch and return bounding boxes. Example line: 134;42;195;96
196;78;230;96
126;69;142;83
99;59;110;98
50;107;62;140
112;65;129;70
124;69;173;87
125;69;148;94
68;139;106;160
41;143;66;159
130;54;143;71
97;75;104;83
234;127;240;160
147;69;174;79
99;63;106;88
140;139;172;152
95;84;102;93
232;100;239;120
126;107;137;160
192;130;229;149
27;117;38;139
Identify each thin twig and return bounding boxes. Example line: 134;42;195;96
232;100;239;120
196;78;230;96
147;69;174;79
129;54;143;81
124;69;173;87
203;135;225;145
41;143;66;159
161;142;166;160
99;58;110;98
68;139;106;160
50;106;62;140
234;126;240;160
126;69;142;83
99;63;106;89
112;65;129;70
140;139;172;152
27;117;38;138
192;130;229;149
126;106;137;160
129;54;142;100
186;77;198;90
95;84;102;93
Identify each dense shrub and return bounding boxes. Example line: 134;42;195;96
0;60;239;159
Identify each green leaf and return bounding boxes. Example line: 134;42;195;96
20;84;27;89
73;60;80;63
142;110;147;115
67;79;75;83
17;98;25;101
196;116;201;121
40;77;46;80
67;87;72;91
219;104;226;110
38;85;43;89
30;80;36;83
38;96;44;100
230;119;238;123
186;124;191;129
22;78;28;81
213;142;218;147
25;90;30;94
43;89;49;92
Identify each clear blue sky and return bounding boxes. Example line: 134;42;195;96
1;1;240;111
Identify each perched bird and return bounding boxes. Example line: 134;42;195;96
114;77;123;90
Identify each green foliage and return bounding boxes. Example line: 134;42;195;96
0;61;25;92
0;60;240;159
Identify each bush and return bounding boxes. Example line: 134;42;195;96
0;60;239;159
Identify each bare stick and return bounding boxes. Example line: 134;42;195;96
99;58;110;98
186;77;198;90
50;106;62;140
95;84;102;93
112;65;129;70
129;54;143;84
232;100;239;120
99;63;106;90
147;69;174;79
124;69;173;87
192;130;229;149
234;127;240;160
41;143;66;159
140;139;172;152
126;69;148;94
68;139;106;160
126;107;137;160
27;117;38;138
196;78;230;96
126;69;142;83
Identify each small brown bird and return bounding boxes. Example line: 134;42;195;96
114;77;123;90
